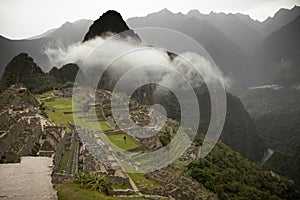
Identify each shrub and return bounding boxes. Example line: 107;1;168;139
75;172;113;196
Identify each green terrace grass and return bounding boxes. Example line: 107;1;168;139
39;91;53;98
58;150;70;173
105;133;139;151
99;121;112;131
45;98;73;110
55;182;146;200
42;97;74;130
128;173;162;190
55;182;116;200
73;116;112;131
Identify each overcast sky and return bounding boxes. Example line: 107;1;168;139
0;0;299;39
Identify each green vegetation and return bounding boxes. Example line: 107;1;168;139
128;173;162;190
58;150;70;173
75;172;113;196
111;182;132;190
106;133;139;151
45;98;72;110
55;182;115;200
241;87;300;154
99;121;112;131
158;89;266;162
42;97;74;129
73;113;112;131
159;126;175;146
55;182;145;200
241;87;300;184
263;145;300;185
187;140;300;200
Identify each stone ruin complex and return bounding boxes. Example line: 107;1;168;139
0;87;216;199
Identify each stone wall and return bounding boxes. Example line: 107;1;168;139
53;131;70;172
0;111;10;130
39;126;63;154
82;150;107;173
81;149;130;186
0;118;26;159
1;117;43;163
138;135;163;151
66;131;77;174
52;172;74;185
143;168;218;200
19;119;42;156
0;111;21;131
107;175;129;185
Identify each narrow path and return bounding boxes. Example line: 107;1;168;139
128;175;140;194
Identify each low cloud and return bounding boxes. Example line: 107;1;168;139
44;36;230;90
249;84;282;90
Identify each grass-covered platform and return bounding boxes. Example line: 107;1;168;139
105;133;139;151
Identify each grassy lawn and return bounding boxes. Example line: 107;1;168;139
73;116;112;131
99;121;112;131
40;97;74;129
105;134;139;151
55;182;146;200
58;150;70;173
55;182;116;200
37;91;53;100
128;173;162;190
46;98;73;110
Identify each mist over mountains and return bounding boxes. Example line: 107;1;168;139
0;6;299;95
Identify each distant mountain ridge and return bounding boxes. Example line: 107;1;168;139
261;5;300;36
0;6;299;83
126;6;300;93
0;53;84;93
28;19;93;42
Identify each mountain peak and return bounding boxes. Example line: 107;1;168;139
159;8;172;14
187;9;201;17
83;10;140;42
0;53;44;91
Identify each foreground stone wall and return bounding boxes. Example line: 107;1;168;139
0;118;26;160
52;172;74;185
20;118;43;157
0;111;10;130
106;174;129;185
1;117;43;163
